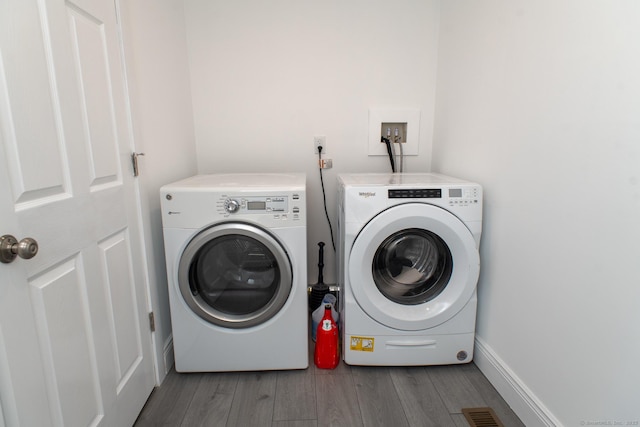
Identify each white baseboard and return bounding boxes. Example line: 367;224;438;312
163;336;174;377
474;337;562;427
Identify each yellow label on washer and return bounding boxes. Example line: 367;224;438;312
349;336;375;352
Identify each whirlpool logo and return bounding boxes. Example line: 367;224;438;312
359;192;376;198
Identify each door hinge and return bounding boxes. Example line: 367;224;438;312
132;152;145;177
148;312;156;332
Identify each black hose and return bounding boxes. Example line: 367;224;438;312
382;136;395;172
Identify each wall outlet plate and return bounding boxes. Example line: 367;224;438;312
368;108;420;156
314;135;326;154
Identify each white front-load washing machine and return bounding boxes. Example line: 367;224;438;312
160;173;308;372
337;173;482;366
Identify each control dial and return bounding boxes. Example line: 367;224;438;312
224;199;240;213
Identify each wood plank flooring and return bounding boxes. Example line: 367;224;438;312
134;340;524;427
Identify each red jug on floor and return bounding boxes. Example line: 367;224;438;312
314;304;339;369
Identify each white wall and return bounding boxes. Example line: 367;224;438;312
182;0;440;283
120;0;198;382
433;1;640;425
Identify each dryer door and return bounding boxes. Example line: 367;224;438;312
178;222;292;328
348;203;479;331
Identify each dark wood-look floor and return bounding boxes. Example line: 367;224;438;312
134;339;524;427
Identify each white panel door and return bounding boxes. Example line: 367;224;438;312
0;0;155;426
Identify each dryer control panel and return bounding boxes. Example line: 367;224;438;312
223;196;288;214
216;194;303;222
160;173;307;228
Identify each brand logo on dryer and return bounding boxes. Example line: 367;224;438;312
358;192;376;198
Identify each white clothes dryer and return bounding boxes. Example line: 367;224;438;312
161;173;308;372
337;173;482;366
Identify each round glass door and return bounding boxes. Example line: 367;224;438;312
372;228;453;305
348;203;479;331
178;222;292;328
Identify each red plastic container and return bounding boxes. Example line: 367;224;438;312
314;304;339;369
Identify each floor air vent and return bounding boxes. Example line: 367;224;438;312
461;407;504;427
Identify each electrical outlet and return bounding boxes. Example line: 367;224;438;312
314;135;326;154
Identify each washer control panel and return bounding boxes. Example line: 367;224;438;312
388;186;480;206
447;187;480;206
388;188;442;199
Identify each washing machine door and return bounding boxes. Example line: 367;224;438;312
348;203;479;331
178;222;292;328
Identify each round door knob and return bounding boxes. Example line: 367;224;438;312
16;237;38;259
0;235;39;264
